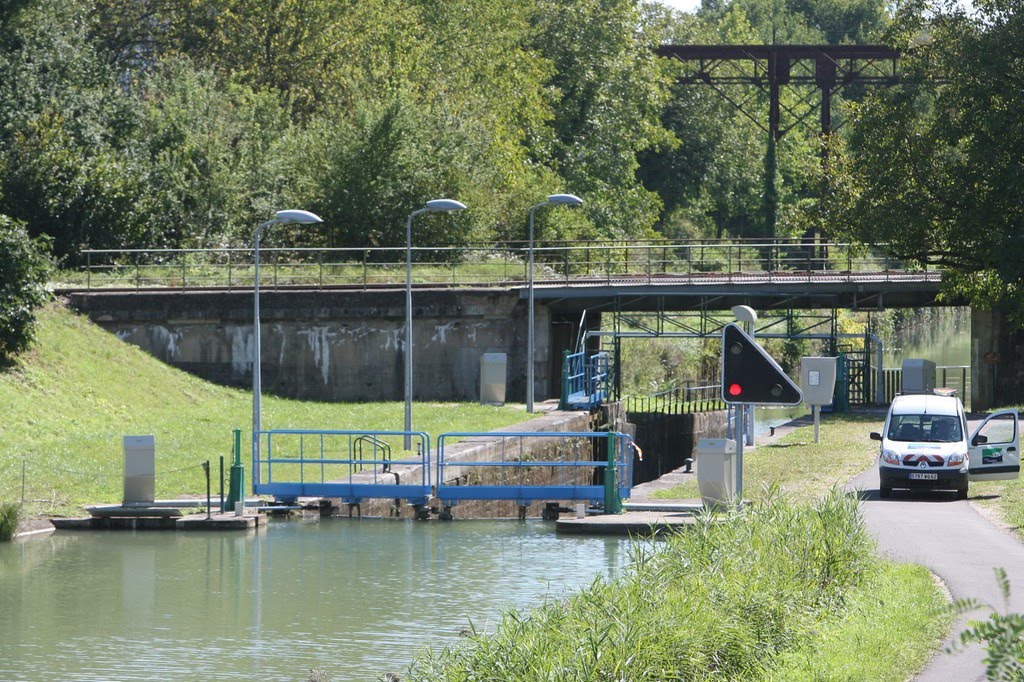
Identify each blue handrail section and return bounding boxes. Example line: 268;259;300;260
435;431;633;508
562;351;611;409
253;429;431;505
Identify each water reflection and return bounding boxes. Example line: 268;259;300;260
0;519;630;681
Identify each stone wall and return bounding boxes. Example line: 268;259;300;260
67;289;553;403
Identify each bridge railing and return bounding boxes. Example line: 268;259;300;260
253;429;431;505
435;431;634;511
64;239;933;291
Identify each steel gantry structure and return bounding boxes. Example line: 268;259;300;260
656;44;902;141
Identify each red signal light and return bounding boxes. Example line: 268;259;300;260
728;383;743;396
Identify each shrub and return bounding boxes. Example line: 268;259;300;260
0;215;52;364
0;502;21;541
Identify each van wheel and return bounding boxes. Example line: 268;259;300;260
956;484;969;501
879;485;891;499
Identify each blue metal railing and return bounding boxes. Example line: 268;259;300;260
561;351;610;410
253;429;431;505
435;431;633;511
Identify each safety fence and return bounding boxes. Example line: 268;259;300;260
880;365;971;407
435;431;633;513
253;429;432;506
0;456;214;516
251;429;635;514
65;239;931;291
624;383;725;415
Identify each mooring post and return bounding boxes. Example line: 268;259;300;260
226;428;244;513
203;460;211;519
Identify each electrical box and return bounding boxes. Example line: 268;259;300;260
123;435;155;505
479;352;507;406
902;359;936;394
696;438;737;508
800;357;838;406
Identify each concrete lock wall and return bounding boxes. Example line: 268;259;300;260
68;289;553;403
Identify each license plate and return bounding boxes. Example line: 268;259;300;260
909;472;938;481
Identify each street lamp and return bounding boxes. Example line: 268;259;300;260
404;199;467;448
526;194;583;413
252;209;323;480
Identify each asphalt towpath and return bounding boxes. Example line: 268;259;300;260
846;464;1024;681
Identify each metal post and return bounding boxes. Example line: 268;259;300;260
252;222;267;488
736;406;745;507
603;432;622;514
203;460;211;519
527;206;537;413
404;211;423;450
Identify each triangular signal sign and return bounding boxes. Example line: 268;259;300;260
720;323;803;405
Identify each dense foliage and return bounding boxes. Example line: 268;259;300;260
0;0;904;262
0;216;50;363
826;0;1024;318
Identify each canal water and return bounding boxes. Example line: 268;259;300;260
0;519;632;681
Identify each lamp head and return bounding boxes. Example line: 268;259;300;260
546;193;583;207
273;209;323;225
425;199;467;213
731;305;758;323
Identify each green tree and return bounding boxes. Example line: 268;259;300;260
0;215;51;363
827;0;1024;316
529;0;674;240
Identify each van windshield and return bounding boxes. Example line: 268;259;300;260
887;415;962;443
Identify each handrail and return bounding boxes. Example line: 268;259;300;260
252;429;431;505
65;240;935;291
436;430;634;512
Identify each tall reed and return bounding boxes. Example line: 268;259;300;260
405;488;874;681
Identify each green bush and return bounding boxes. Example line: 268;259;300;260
0;502;21;541
0;215;51;364
405;489;875;681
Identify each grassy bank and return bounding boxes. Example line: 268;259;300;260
651;413;884;503
0;304;531;516
403;490;948;681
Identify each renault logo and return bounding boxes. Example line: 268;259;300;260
919;460;929;469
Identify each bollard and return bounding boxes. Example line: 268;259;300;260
202;460;211;519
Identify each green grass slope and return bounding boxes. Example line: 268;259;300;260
0;304;529;514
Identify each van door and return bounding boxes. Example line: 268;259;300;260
968;409;1020;481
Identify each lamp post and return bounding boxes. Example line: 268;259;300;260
252;210;323;486
526;194;583;413
404;199;467;449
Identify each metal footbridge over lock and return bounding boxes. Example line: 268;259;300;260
253;429;635;517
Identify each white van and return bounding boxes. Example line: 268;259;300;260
870;393;1020;499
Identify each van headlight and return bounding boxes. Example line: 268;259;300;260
947;452;967;467
881;449;901;466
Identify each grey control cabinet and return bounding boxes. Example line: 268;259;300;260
123;435;155;504
696;438;737;508
480;352;507;406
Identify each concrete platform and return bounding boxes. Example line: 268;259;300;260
176;512;260;531
556;510;701;536
51;510;260;531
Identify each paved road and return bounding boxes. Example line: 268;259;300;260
847;464;1024;680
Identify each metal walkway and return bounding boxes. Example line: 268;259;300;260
252;429;635;515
